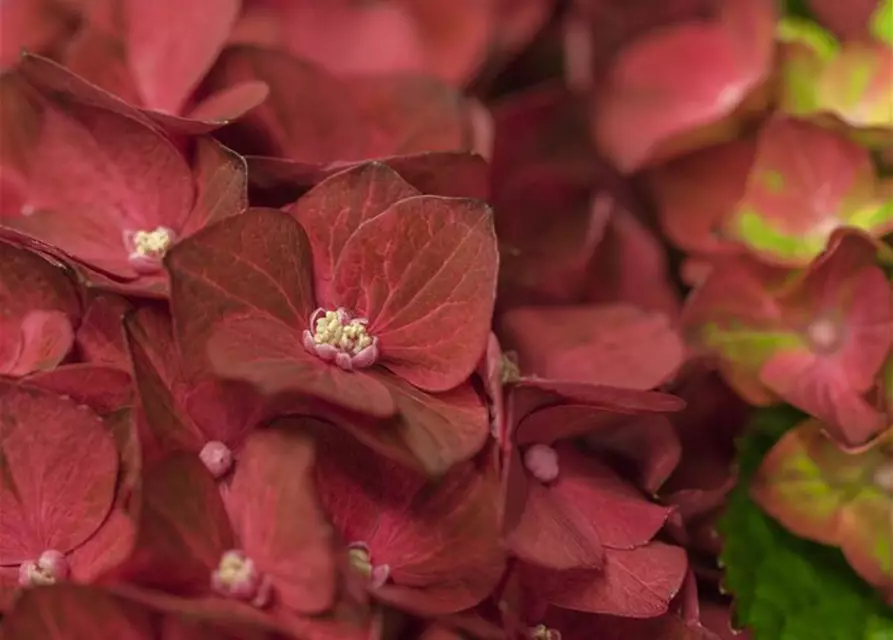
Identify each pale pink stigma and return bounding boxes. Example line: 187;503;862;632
211;549;272;608
524;444;560;483
874;461;893;493
123;226;177;274
806;318;841;353
200;441;234;478
302;308;379;371
347;542;390;588
529;624;562;640
18;550;69;587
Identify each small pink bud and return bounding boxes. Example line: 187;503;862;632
18;550;70;587
524;444;560;483
200;441;234;478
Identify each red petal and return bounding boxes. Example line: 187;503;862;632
587;208;682;318
500;304;684;390
6;102;194;280
648;138;755;255
74;293;132;370
18;53;153;129
761;351;886;446
123;0;239;114
207;315;396;419
508;446;672;568
0;0;71;71
289;162;420;306
0;240;81;376
206;46;370;162
347;75;477;158
112;454;232;593
504;448;604;570
528;542;689;617
0;584;157;639
0;381;118;564
594;0;775;172
227;423;338;615
3;310;74;376
315;429;504;616
333;195;497;392
179;138;249;237
186;81;270;124
69;508;135;582
376;152;490;201
246;151;490;206
807;0;878;40
166;207;315;376
583;413;683;494
62;26;144;108
125;306;203;454
23;363;133;415
368;372;491;474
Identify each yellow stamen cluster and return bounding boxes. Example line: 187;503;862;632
313;311;373;355
131;227;174;258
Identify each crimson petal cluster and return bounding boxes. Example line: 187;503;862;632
0;1;772;638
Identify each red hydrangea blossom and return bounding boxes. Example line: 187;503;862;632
108;424;365;638
0;381;135;609
0;74;248;297
228;0;556;86
167;162;498;473
124;304;261;478
55;0;269;131
314;428;505;617
500;382;688;617
684;231;893;446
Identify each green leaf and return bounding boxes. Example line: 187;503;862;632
719;406;893;639
872;0;893;46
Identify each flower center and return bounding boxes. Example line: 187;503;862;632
200;441;234;478
524;444;560;483
347;542;390;588
302;308;379;371
529;624;562;640
500;352;521;383
874;461;893;493
805;318;842;353
124;226;176;274
210;549;272;607
18;550;69;587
